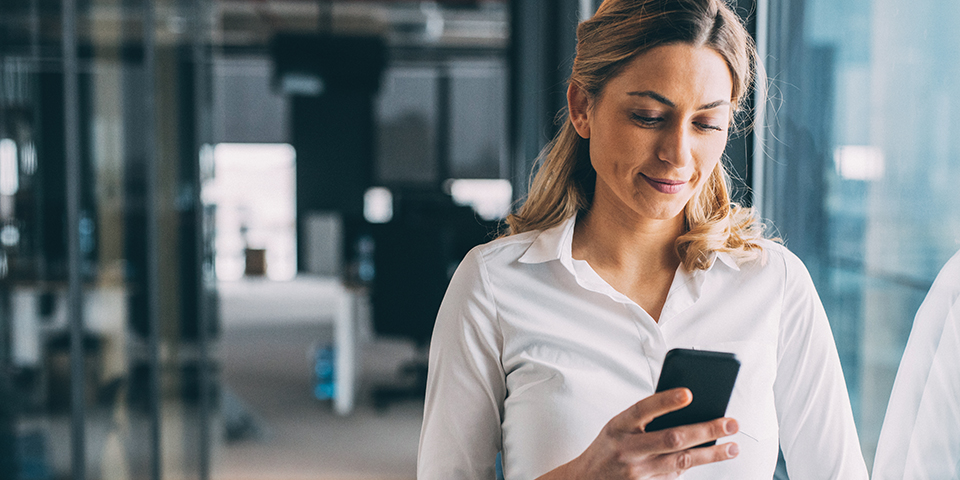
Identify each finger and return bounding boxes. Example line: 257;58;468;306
627;417;739;456
648;441;739;473
611;388;693;433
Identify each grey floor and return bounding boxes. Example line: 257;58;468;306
213;318;423;480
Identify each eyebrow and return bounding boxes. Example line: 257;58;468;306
627;91;731;110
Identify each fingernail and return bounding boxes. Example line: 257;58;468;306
727;443;739;457
724;419;738;435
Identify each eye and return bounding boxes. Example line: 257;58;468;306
694;121;724;132
631;113;664;127
693;112;729;132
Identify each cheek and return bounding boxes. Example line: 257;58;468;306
588;137;624;177
694;140;727;182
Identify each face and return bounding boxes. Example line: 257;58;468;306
569;43;733;225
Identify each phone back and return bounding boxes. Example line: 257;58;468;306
645;348;740;445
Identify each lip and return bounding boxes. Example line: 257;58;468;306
641;174;687;194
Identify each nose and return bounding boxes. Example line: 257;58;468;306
657;123;694;168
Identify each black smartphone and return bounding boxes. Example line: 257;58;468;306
644;348;740;447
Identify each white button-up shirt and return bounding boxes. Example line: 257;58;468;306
418;216;867;479
873;249;960;480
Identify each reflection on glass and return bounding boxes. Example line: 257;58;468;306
763;0;960;470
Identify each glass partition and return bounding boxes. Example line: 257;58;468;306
759;0;960;469
0;0;216;478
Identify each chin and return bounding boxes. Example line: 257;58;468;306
636;205;686;222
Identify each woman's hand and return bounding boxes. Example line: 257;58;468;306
537;388;739;479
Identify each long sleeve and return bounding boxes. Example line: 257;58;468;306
772;251;868;479
873;251;960;480
418;247;506;480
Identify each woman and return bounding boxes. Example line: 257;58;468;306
418;0;868;478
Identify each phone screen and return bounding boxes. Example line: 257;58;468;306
645;348;740;446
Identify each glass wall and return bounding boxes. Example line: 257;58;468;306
0;0;216;478
15;0;957;476
759;0;960;469
4;1;512;478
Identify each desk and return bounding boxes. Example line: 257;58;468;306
219;276;367;415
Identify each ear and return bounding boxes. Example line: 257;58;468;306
567;82;592;139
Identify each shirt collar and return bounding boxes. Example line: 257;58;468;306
517;214;741;273
517;215;577;266
713;251;741;272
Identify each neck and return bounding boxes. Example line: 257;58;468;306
572;204;685;274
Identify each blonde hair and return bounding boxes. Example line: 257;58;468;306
506;0;767;271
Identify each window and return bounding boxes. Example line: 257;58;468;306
760;0;960;469
203;143;297;281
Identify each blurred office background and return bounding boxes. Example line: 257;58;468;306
0;0;958;479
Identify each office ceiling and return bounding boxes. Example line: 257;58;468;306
0;1;506;58
214;0;508;51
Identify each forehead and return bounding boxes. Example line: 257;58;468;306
601;44;734;106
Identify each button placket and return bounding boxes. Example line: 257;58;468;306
621;301;665;393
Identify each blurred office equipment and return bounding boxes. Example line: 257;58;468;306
303;212;344;276
368;189;494;409
219;275;366;415
271;33;388;275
